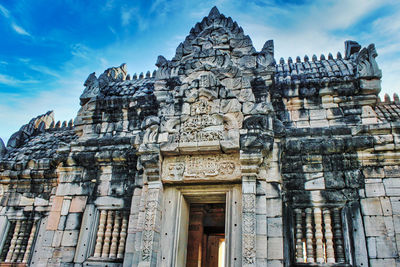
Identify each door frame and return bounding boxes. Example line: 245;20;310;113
159;184;242;267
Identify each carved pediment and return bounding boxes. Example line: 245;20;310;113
155;7;275;82
154;8;276;155
160;71;243;154
173;7;256;62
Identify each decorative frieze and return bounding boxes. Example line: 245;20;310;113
162;154;241;181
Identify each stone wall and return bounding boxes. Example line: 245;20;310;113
0;6;398;267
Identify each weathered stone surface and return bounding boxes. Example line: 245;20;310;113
0;138;6;157
61;230;79;247
0;5;398;267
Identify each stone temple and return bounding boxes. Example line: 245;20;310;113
0;6;399;267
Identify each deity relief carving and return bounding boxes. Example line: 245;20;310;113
175;98;225;143
191;98;210;115
160;71;242;152
162;154;240;181
166;163;185;180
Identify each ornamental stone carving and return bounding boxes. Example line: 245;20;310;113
162;154;241;182
356;43;382;79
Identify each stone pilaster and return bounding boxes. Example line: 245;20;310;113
138;181;163;267
240;152;263;266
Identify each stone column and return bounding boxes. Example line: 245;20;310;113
240;152;263;267
138;181;163;267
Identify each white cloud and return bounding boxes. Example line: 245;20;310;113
303;0;383;30
120;7;148;31
121;8;134;26
28;64;61;78
0;4;31;37
70;43;92;59
0;74;38;86
0;85;81;144
0;4;10;18
11;22;30;36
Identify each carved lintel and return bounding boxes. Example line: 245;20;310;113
162;154;240;182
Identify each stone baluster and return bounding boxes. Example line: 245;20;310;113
0;224;14;261
110;211;121;259
101;210;114;258
305;208;314;263
332;208;345;262
12;220;26;262
18;221;32;262
5;221;21;262
294;209;304;262
314;208;324;263
117;213;128;259
23;221;37;263
323;209;335;263
94;210;107;257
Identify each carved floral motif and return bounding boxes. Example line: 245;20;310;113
162;154;240;181
179;114;223;143
141;190;159;262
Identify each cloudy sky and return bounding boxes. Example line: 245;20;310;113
0;0;399;143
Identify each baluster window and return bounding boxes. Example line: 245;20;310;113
0;216;38;265
291;206;350;266
91;209;128;260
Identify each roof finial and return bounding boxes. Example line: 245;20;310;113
394;93;399;103
208;6;220;20
312;55;317;62
384;93;390;103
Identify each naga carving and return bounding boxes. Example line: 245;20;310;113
356;43;382;79
80;72;100;105
257;39;275;68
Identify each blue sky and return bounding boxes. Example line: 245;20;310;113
0;0;399;143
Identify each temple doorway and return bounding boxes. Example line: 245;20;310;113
186;203;226;267
160;185;241;266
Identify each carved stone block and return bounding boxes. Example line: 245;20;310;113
162;154;241;182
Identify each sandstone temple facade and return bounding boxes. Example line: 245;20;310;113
0;6;399;267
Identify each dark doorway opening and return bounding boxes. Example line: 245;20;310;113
186;203;226;267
